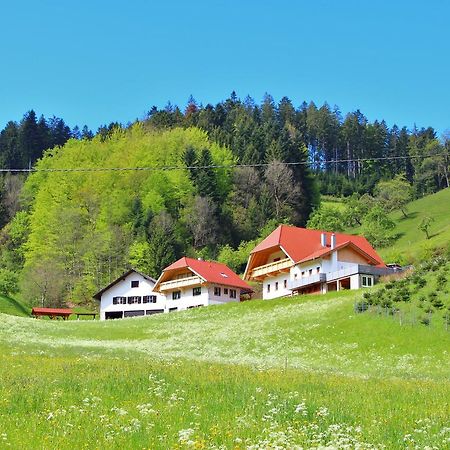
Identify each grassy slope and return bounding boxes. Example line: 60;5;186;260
350;188;450;264
1;291;449;448
0;294;30;317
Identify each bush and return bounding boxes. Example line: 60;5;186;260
416;277;427;288
419;316;431;326
431;297;444;310
0;269;19;296
354;301;369;313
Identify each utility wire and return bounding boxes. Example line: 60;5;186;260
0;153;446;173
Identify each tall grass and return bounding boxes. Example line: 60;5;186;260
1;290;449;448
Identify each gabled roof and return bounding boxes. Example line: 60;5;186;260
93;269;156;300
248;225;385;269
155;257;252;291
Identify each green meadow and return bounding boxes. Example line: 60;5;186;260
1;289;449;449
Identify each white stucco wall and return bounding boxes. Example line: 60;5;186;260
164;283;242;310
99;272;164;320
262;273;291;300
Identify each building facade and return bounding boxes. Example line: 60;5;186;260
94;269;165;320
95;260;252;320
153;257;252;310
244;225;393;300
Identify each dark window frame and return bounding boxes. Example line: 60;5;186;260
127;296;142;304
193;287;201;296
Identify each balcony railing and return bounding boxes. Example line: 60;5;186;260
249;258;293;279
327;264;393;282
290;273;327;290
158;275;203;291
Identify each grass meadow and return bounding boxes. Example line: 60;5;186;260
1;290;449;449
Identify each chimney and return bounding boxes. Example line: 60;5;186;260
320;232;327;247
331;233;336;249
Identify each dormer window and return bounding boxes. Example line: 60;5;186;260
220;273;228;278
131;280;139;288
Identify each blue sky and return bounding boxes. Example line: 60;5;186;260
1;0;449;134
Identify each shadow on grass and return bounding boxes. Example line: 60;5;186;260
399;211;419;221
1;296;31;317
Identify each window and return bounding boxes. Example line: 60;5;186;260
214;287;221;296
193;287;201;296
309;269;313;276
169;307;178;312
273;257;280;262
131;280;139;288
220;272;229;278
275;282;278;291
294;273;298;280
284;279;287;289
127;296;141;304
143;295;157;304
113;296;126;305
224;288;229;295
362;276;373;287
172;291;181;300
301;271;305;277
267;284;271;293
230;289;236;298
316;267;320;274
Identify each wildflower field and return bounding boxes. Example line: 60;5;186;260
1;291;449;449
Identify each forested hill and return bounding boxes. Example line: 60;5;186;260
0;93;448;308
0;126;315;307
145;94;449;197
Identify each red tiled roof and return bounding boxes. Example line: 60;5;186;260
250;225;385;266
163;257;252;291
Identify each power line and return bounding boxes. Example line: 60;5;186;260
0;153;446;173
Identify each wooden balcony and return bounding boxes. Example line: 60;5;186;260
158;275;203;291
249;258;293;280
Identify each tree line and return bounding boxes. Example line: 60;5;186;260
146;92;449;197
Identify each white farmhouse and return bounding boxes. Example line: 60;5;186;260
94;269;165;320
153;257;253;309
244;225;393;300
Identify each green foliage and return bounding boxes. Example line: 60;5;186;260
306;204;345;232
418;216;434;240
16;126;236;305
361;206;396;247
0;269;18;296
375;174;413;218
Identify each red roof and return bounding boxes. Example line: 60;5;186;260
32;307;73;315
250;225;385;266
161;257;252;291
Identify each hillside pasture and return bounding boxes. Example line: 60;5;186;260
0;290;449;449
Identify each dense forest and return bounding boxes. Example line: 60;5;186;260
0;93;448;307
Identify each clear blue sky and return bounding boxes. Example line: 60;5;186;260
1;0;449;134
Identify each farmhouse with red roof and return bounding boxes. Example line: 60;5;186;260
153;257;253;309
244;225;392;299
